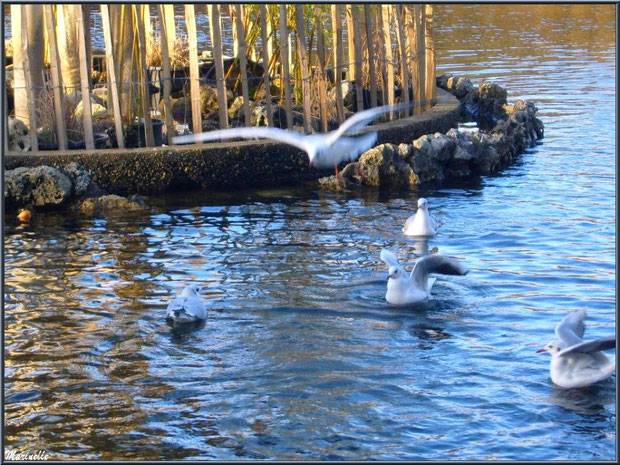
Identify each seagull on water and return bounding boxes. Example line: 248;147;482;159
403;198;437;237
537;309;615;389
380;249;468;305
165;284;207;327
172;102;413;175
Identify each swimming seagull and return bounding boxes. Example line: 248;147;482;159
380;249;468;305
165;284;208;327
537;309;616;389
172;102;414;175
403;198;437;237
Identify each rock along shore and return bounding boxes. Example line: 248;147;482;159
318;74;544;189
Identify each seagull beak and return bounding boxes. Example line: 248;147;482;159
536;348;548;353
387;273;394;280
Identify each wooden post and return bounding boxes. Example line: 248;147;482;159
207;4;229;129
142;5;153;64
134;5;154;146
163;4;176;54
316;8;328;132
43;5;68;150
346;6;355;81
76;5;95;149
331;5;345;124
184;5;203;134
157;5;175;144
295;5;312;134
364;5;377;108
231;5;239;57
279;5;293;129
351;5;364;112
19;6;38;151
234;5;251;126
395;5;410;117
416;5;426;111
405;6;420;114
265;5;274;66
377;7;388;111
259;5;274;127
100;5;125;148
381;6;396;120
425;4;436;106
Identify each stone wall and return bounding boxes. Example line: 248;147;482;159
4;89;461;196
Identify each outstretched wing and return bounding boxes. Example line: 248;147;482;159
410;255;468;292
555;309;586;347
172;127;312;154
380;249;407;275
327;101;415;144
559;336;615;357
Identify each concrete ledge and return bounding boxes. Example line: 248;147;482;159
4;88;460;195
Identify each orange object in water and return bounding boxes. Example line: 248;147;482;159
17;209;31;223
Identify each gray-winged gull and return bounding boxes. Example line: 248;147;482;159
403;198;437;237
537;309;615;389
380;249;468;305
166;284;207;326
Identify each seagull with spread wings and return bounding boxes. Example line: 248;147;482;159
173;102;413;176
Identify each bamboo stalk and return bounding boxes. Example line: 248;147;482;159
316;7;328;132
100;5;125;148
395;5;410;117
234;4;251;126
351;5;364;111
295;5;312;134
19;5;38;151
207;4;229;129
43;5;68;150
425;4;436;106
76;5;95;149
279;5;293;129
157;5;174;144
259;5;274;127
331;4;345;123
364;5;377;108
134;5;154;146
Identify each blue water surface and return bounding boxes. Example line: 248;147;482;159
4;4;616;460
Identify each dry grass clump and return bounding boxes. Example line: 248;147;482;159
35;86;83;144
146;35;191;68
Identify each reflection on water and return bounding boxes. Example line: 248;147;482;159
4;4;616;461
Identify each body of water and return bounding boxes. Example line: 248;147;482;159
4;4;616;460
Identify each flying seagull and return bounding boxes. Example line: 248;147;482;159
379;249;468;305
537;309;615;389
403;198;438;237
165;284;208;327
172;101;414;175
